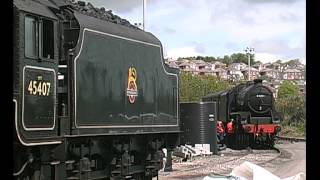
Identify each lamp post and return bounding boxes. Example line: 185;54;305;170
245;47;254;81
143;0;146;30
135;0;147;30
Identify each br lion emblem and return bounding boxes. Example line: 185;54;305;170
126;67;138;103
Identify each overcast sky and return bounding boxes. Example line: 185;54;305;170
86;0;306;64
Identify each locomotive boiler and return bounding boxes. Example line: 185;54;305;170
13;0;179;179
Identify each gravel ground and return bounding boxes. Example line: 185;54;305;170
265;141;306;178
158;141;304;179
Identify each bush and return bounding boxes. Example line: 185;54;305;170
276;80;305;128
277;81;300;98
280;123;305;137
179;72;230;102
276;95;305;125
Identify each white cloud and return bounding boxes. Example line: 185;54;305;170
166;46;203;60
210;0;305;42
86;0;306;64
255;53;279;63
255;52;305;65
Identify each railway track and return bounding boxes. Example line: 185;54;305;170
276;136;306;142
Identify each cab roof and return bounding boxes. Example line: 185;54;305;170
13;0;58;20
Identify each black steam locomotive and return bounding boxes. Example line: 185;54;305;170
202;79;281;148
13;0;179;179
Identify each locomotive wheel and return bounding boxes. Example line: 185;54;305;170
236;133;245;149
266;135;275;148
248;134;254;148
131;173;144;180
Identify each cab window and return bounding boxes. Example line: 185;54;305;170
24;15;54;60
41;19;54;59
25;16;37;58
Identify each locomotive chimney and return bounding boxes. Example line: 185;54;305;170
253;79;262;84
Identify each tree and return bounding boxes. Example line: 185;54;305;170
203;56;216;62
216;57;223;63
285;59;300;67
276;95;305;126
177;56;197;60
196;56;204;60
277;81;300;98
221;55;232;65
275;60;282;64
230;53;255;65
275;80;305;136
253;60;262;65
179;72;230;102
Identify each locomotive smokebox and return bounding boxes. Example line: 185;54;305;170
180;102;218;155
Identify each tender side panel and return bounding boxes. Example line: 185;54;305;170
23;66;56;130
75;29;178;128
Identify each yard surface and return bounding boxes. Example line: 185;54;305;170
157;141;306;179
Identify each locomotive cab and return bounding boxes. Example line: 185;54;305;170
13;0;62;146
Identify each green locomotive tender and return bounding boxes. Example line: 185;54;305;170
14;0;179;179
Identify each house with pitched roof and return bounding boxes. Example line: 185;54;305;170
227;67;244;81
229;63;247;71
259;68;281;79
213;68;228;79
283;69;304;80
241;67;260;79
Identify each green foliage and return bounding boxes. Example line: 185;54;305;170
276;95;305;124
275;60;282;64
216;57;223;63
221;55;232;65
277;81;300;98
177;56;196;60
179;72;230;102
196;56;203;60
176;53;258;65
254;60;262;65
203;56;216;62
230;53;255;65
285;59;301;67
179;56;217;62
275;81;305;137
280;124;305;137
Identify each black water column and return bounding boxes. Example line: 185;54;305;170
180;102;218;155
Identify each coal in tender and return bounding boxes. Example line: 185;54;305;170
64;0;140;30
